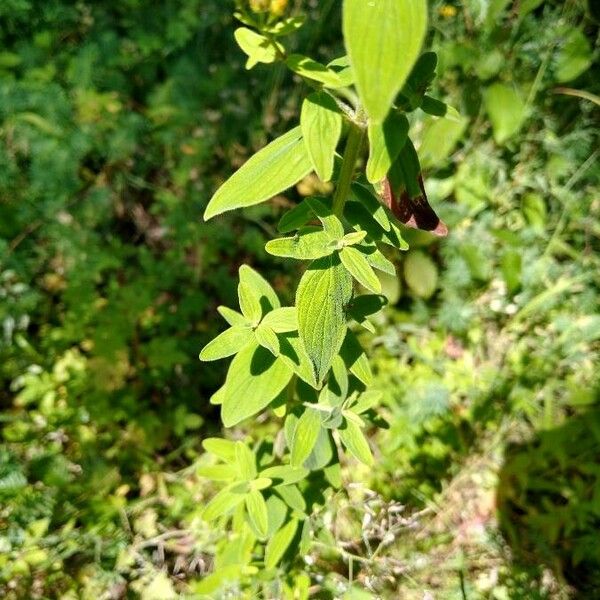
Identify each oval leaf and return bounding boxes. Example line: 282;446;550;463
266;227;333;260
265;519;299;569
366;112;409;183
245;489;269;538
343;0;428;122
221;342;293;427
339;419;374;466
340;247;382;293
199;326;254;362
296;255;353;383
301;92;342;182
204;127;312;219
291;408;322;467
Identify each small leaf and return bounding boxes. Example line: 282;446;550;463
278;333;318;387
360;244;396;275
217;306;248;327
204;127;312;219
343;0;428;122
347;295;387;330
291;408;322;467
260;465;308;485
220;342;293;427
403;251;438;299
305;197;345;239
342;231;367;246
351;390;383;415
245;489;269;538
203;486;246;521
275;484;306;513
238;282;262;323
421;95;447;117
239;265;281;312
197;465;238;481
301;92;343;182
235;441;257;480
339;419;374;466
199;326;254;361
265;519;298;569
278;201;314;233
340;247;382;293
296;255;353;383
366;112;409;183
554;28;592;83
266;227;333;260
255;323;280;356
339;331;373;387
234;27;283;69
483;83;527;145
286;54;345;88
261;307;298;333
202;438;237;463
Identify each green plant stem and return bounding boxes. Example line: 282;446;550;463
332;122;365;217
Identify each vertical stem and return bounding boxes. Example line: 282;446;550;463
332;122;365;217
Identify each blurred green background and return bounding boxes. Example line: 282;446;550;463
0;0;598;598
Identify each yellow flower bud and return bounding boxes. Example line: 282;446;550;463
270;0;288;17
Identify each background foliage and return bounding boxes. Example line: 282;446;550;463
1;0;598;598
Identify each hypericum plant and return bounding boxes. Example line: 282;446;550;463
198;0;449;581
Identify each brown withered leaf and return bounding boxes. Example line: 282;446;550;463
382;174;448;237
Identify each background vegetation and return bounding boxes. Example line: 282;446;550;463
1;0;598;598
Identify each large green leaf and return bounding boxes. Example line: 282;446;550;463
301;92;342;182
343;0;428;122
245;489;269;538
296;255;353;383
239;265;281;312
204;127;312;219
220;342;293;427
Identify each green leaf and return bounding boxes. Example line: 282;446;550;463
301;92;343;182
419;113;468;169
255;322;280;356
351;390;383;415
404;251;438;299
286;54;345;88
347;294;387;331
260;465;308;486
305;197;345;239
266;227;333;260
204;127;312;219
235;442;257;480
217;306;248;327
220;342;293;427
265;519;298;569
197;465;238;481
275;484;307;514
340;247;381;293
234;27;283;69
554;28;593;83
278;201;314;233
348;184;408;250
261;307;298;333
421;95;447;117
239;265;281;312
339;419;374;466
296;255;353;383
291;408;323;467
202;438;238;463
339;331;373;387
483;83;527;145
238;282;262;324
343;0;428;122
199;326;254;361
366;112;409;183
342;231;367;246
278;333;319;387
360;244;396;276
264;15;306;36
245;489;269;538
303;426;334;470
203;486;246;521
